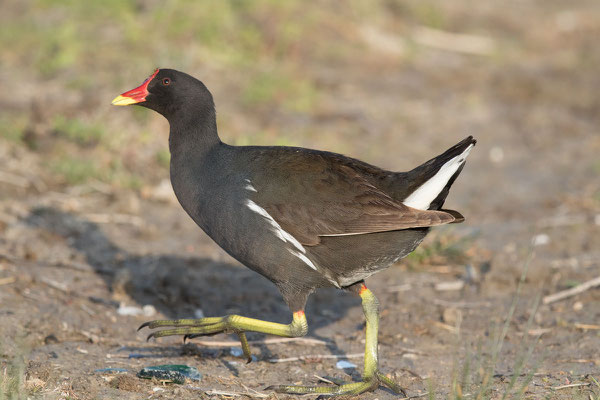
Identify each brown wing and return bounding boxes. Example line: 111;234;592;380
250;154;459;246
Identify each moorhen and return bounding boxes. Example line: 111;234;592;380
112;68;475;396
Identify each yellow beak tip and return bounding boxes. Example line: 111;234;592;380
111;95;138;106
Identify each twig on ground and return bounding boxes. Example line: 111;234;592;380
434;280;464;291
313;375;338;385
57;261;95;273
432;321;459;334
197;387;269;398
573;323;600;330
240;384;270;398
543;276;600;304
39;276;69;293
550;382;591;390
201;389;241;397
0;276;16;285
412;26;495;56
269;353;363;363
526;328;553;336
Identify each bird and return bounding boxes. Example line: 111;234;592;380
112;68;475;396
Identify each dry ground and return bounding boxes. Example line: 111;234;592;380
1;1;599;399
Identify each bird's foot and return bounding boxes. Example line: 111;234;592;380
138;312;308;363
139;317;234;340
267;371;406;397
138;317;253;361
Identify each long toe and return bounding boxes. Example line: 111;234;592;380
267;373;407;397
139;317;224;330
268;379;378;396
376;372;407;396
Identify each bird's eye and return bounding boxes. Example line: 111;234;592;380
162;78;170;85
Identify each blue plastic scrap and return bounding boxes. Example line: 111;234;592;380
137;364;202;384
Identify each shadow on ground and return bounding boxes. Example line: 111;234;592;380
23;207;360;356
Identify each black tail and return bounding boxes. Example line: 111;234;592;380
401;136;476;210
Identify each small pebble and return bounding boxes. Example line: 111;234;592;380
573;301;583;311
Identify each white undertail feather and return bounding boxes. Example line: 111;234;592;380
402;144;474;210
245;199;318;271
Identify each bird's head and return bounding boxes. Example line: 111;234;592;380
112;68;215;122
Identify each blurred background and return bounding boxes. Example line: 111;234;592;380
1;0;599;398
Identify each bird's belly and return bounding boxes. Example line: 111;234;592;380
180;190;328;287
308;228;430;287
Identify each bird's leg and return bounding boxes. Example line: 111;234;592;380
138;311;308;362
268;283;407;397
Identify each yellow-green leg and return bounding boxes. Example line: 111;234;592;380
268;284;407;397
139;311;308;362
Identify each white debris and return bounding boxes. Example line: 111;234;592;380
142;304;157;317
117;304;156;317
336;360;357;369
435;280;465;291
117;305;143;316
532;233;550;246
194;309;205;319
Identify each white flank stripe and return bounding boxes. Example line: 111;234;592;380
245;199;306;254
403;144;473;210
244;179;258;192
289;249;318;271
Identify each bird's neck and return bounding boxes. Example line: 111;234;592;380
168;108;222;158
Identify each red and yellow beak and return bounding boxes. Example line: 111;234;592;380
112;69;159;106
